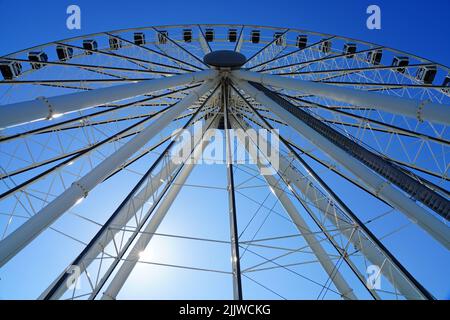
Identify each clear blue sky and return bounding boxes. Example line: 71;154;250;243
1;0;449;66
0;0;448;300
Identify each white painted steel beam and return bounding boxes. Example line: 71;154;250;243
276;150;426;299
233;79;450;250
0;70;217;129
232;70;450;125
198;27;212;55
40;160;178;300
0;80;218;268
233;116;427;299
42;112;219;300
232;120;357;300
101;127;215;300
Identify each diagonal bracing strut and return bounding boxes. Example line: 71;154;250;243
229;83;435;299
223;80;243;300
41;85;221;299
100;116;220;300
233;79;450;249
0;79;218;269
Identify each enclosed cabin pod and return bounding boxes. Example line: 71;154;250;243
157;31;168;44
83;40;98;55
320;39;331;54
183;29;192;43
228;29;237;42
108;36;122;50
296;35;308;49
251;30;260;44
443;75;450;87
392;56;409;73
366;49;383;65
273;32;285;46
205;28;214;42
28;51;48;69
56;45;73;61
0;61;22;80
416;65;437;84
134;32;146;46
343;43;357;58
443;75;450;93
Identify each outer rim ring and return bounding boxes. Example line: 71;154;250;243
1;23;448;72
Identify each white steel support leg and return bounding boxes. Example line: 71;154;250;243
39;157;178;300
232;116;427;299
233;79;450;250
101;127;215;300
231;121;357;300
42;110;220;300
0;70;217;129
0;80;218;268
276;147;423;299
89;114;220;299
223;82;243;300
232;70;450;126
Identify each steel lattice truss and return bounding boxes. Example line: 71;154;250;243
0;24;448;300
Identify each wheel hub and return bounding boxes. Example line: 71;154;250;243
203;50;246;69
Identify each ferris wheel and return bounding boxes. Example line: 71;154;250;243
0;24;448;300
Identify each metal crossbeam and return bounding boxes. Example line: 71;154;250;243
41;85;220;299
0;80;218;268
105;32;203;71
223;81;243;300
0;70;216;128
248;36;335;71
233;70;450;125
251;82;450;221
229;91;434;299
54;42;194;72
233;79;449;250
261;46;383;72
